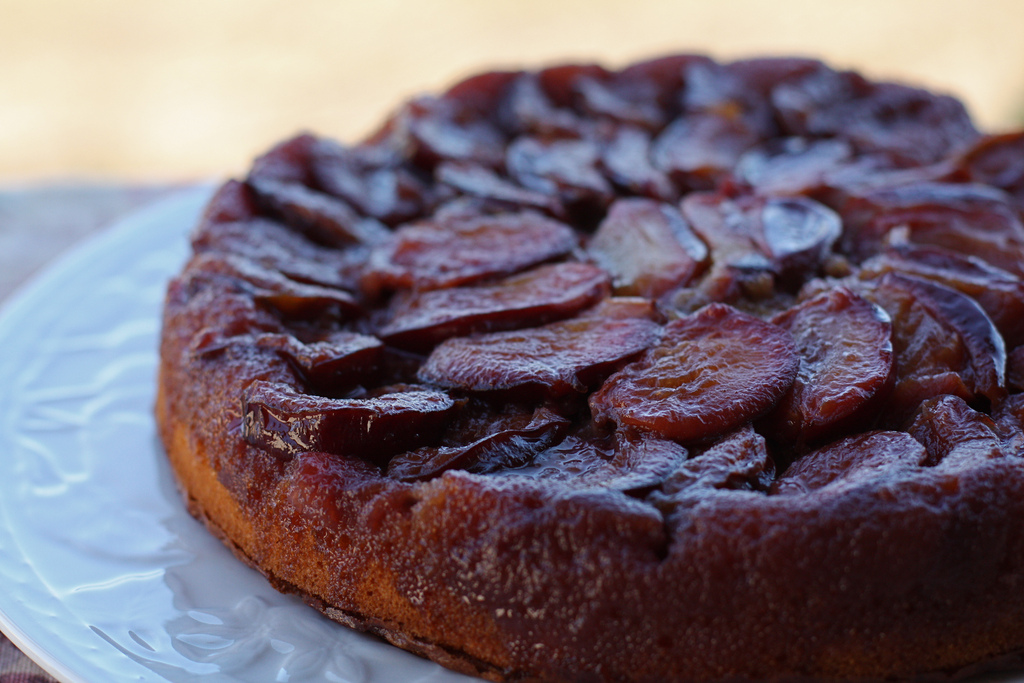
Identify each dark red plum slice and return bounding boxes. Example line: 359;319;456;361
771;431;926;496
308;137;434;226
907;394;1014;467
386;406;570;481
505;136;615;219
651;426;774;515
361;209;577;293
247;134;317;185
572;73;667;130
587;198;708;298
860;244;1024;349
839;182;1024;276
241;380;457;466
192;213;362;292
590;304;799;443
759;195;843;280
856;273;1007;420
190;331;383;393
651;113;762;191
506;428;688;493
378;262;611;351
247;176;391;247
497;72;585;137
435;161;564;217
389;95;507;170
183;252;363;322
417;314;659;400
955;130;1024;209
252;332;384;392
680;192;840;301
599;126;677;201
734;137;856;197
772;66;978;165
767;287;894;447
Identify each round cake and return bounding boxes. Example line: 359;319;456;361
156;54;1024;681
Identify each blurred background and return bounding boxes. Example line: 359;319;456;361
2;0;1023;184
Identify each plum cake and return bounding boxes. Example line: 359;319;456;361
156;54;1024;681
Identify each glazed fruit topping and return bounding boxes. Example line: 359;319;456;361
386;406;570;481
417;313;660;400
590;304;800;443
241;380;457;466
252;332;384;392
587;197;708;298
180;54;1024;498
361;209;577;294
860;244;1024;349
766;287;894;449
854;272;1006;420
771;431;926;495
377;262;611;350
839;182;1024;276
184;252;363;322
507;428;688;492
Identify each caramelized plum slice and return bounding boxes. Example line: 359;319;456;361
839;182;1024;276
241;380;457;466
860;244;1024;349
192;214;361;292
418;314;659;400
498;72;584;137
587;198;708;298
1008;346;1024;392
505;428;687;492
246;177;390;247
680;192;841;301
767;287;894;447
955;131;1024;209
580;296;664;322
735;137;856;197
651;60;790;191
599;126;677;201
435;161;564;217
771;431;926;496
184;252;363;322
248;134;317;185
654;425;774;501
759;195;843;280
506;136;615;221
308;138;434;226
389;96;506;169
907;394;1013;467
191;331;383;392
590;304;799;443
378;262;611;350
572;74;666;130
361;210;577;293
856;272;1006;417
679;192;774;302
194;180;260;227
253;332;384;392
772;66;978;165
386;406;569;481
652;113;761;191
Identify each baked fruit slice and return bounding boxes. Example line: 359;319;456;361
157;54;1024;682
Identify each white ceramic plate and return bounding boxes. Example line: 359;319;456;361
0;187;476;683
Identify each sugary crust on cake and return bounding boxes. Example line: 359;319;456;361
156;54;1024;681
156;321;1024;681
